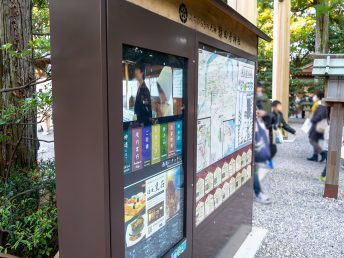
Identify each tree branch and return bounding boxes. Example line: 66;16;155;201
291;5;313;13
34;53;51;60
9;184;52;202
32;32;50;36
291;0;316;13
23;137;54;143
0;252;19;258
0;77;51;93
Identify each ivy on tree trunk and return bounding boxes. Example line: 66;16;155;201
0;0;37;178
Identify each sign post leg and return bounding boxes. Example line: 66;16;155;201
324;103;344;198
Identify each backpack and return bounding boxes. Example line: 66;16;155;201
255;121;271;163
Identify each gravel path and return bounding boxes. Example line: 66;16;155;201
254;123;344;258
35;122;344;257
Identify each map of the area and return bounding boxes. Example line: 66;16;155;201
197;48;255;172
196;118;211;172
198;49;237;120
223;119;236;157
235;62;255;148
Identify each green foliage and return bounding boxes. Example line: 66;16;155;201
1;43;32;59
290;11;315;66
329;1;344;53
1;0;55;256
290;0;344;53
0;85;52;130
30;38;50;58
0;83;55;256
1;36;50;60
289;76;325;94
257;56;273;98
257;0;344;98
0;161;58;257
291;0;314;11
32;0;50;58
33;0;49;9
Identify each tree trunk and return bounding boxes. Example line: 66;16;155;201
0;0;37;178
315;0;330;54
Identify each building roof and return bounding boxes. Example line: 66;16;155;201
296;63;314;78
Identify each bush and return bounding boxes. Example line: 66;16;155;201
0;160;58;258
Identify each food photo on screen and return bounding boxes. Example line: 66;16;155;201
125;215;145;247
165;166;182;220
124;182;147;247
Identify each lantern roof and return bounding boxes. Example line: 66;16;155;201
312;54;344;77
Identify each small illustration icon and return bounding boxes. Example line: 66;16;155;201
179;3;188;23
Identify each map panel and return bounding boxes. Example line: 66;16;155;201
195;47;255;228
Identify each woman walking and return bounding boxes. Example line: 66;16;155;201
307;92;328;162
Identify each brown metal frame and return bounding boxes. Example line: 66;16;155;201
107;1;196;257
50;0;111;256
51;0;260;256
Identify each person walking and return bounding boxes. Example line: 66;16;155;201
254;109;272;204
256;82;271;115
271;100;296;140
256;82;276;168
295;94;302;118
307;92;328;162
310;91;322;116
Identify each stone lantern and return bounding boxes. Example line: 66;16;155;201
313;54;344;198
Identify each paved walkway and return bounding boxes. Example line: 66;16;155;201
37;128;55;161
254;123;344;257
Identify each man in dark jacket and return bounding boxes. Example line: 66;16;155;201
256;82;272;128
134;63;152;125
256;82;276;167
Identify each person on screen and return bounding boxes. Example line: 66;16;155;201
156;67;173;117
156;82;172;117
134;63;152;124
128;96;135;110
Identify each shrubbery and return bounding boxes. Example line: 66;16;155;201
0;161;58;258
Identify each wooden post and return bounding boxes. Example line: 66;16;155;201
236;0;257;25
272;0;291;120
324;103;344;198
